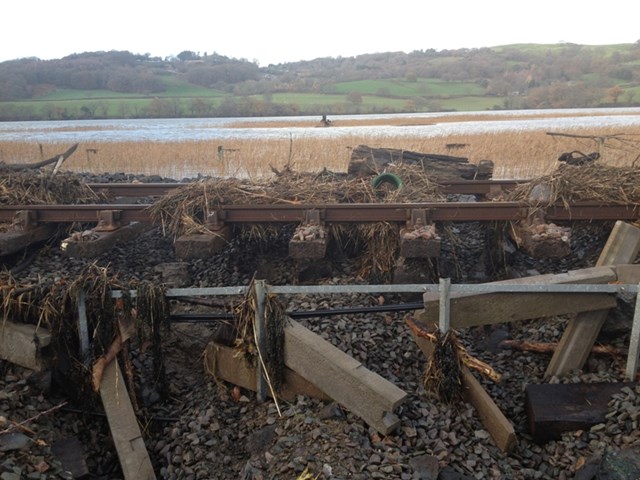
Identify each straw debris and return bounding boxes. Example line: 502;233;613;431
1;264;170;406
150;165;444;280
508;164;640;208
423;329;464;404
233;278;287;394
0;171;107;205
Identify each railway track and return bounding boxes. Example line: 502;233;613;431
1;180;638;260
0;201;639;224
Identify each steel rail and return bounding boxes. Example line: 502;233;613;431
87;179;525;197
0;201;638;224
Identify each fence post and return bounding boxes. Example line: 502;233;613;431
254;280;268;402
439;278;451;333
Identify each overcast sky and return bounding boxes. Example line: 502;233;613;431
3;1;639;66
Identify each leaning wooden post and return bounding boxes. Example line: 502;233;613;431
254;280;268;403
439;278;451;333
546;221;640;378
625;283;640;381
97;294;156;480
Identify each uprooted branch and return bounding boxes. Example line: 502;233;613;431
499;339;627;357
406;316;502;382
91;332;123;392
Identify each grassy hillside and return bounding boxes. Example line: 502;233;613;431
0;43;638;120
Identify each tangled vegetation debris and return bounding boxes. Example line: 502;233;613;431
508;164;640;207
0;263;170;407
0;171;107;205
232;278;287;395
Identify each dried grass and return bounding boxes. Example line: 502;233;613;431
0;264;170;404
424;329;464;404
508;163;640;207
0;171;107;205
150;163;445;239
233;278;287;394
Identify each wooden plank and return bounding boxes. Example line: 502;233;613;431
546;221;640;378
203;342;331;401
0;320;51;371
284;319;407;435
614;264;640;284
99;361;156;480
596;221;640;268
410;330;517;452
418;266;618;328
525;382;636;443
461;368;517;452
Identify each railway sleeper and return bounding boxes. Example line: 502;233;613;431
510;211;571;259
399;208;441;259
289;209;328;261
0;210;56;256
61;221;151;258
174;225;233;260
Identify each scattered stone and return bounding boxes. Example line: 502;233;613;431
408;453;439;480
0;433;30;452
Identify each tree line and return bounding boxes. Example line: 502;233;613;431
0;42;639;120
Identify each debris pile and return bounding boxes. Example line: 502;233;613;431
508;163;640;207
0;171;107;206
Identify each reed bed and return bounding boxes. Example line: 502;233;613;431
1;125;639;180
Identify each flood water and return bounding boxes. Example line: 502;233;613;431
1;108;640;143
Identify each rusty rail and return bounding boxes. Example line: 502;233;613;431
87;179;524;198
0;201;638;225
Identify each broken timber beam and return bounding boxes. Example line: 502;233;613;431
0;320;51;371
284;319;407;435
347;144;493;180
203;342;331;401
525;382;637;443
417;266;618;329
409;329;517;452
546;221;640;378
99;361;156;480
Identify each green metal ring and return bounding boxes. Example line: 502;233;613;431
372;172;403;190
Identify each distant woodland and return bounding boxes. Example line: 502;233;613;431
1;42;639;121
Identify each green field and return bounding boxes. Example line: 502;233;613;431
1;75;505;120
331;79;486;97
